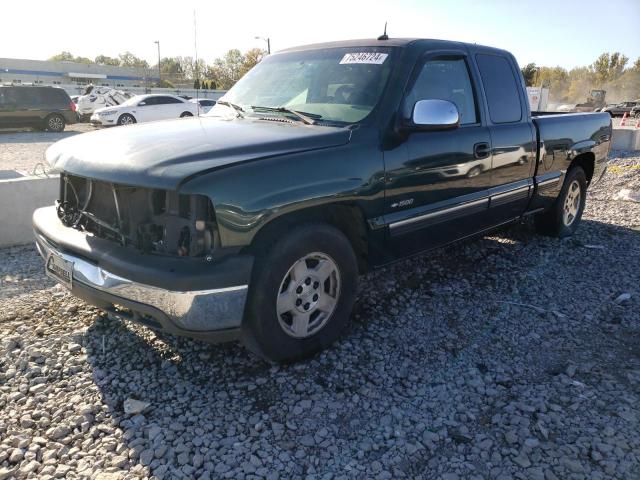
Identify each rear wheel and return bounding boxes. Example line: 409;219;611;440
534;166;587;238
180;112;193;118
242;223;358;363
117;114;136;126
45;114;65;132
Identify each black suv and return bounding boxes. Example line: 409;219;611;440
0;86;77;132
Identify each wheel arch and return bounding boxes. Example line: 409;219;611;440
569;152;595;185
244;203;370;274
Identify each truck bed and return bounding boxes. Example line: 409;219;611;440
531;111;611;184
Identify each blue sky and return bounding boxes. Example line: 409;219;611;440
2;0;639;69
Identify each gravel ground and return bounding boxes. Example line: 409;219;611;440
0;123;94;174
0;152;638;480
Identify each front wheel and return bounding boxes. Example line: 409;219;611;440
180;112;193;118
242;223;358;363
534;166;587;237
117;113;136;126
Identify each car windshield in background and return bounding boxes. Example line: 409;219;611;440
209;47;395;124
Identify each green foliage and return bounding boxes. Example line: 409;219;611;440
521;63;538;87
118;52;149;69
94;55;121;66
48;52;92;64
48;51;75;62
208;48;267;90
529;52;639;104
591;52;628;86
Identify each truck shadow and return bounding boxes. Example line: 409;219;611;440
82;217;639;477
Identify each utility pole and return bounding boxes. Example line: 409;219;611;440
254;36;271;55
154;41;161;84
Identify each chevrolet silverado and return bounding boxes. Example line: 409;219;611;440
34;38;611;362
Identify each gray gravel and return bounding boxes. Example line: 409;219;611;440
0;123;94;173
0;152;639;479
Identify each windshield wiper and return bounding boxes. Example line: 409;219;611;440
250;106;320;125
217;100;245;118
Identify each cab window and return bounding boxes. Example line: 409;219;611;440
404;58;478;125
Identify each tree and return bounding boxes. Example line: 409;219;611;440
48;52;92;64
242;48;267;75
73;56;94;65
591;52;628;86
208;48;266;90
193;79;200;89
95;55;121;66
48;52;75;62
118;52;149;69
521;63;538;87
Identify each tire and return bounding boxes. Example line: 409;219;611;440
45;114;65;132
180;112;193;118
242;223;359;363
466;166;483;178
534;166;587;238
117;114;136;126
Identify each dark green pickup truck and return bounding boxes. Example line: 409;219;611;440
34;38;611;362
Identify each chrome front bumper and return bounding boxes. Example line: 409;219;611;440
35;232;248;338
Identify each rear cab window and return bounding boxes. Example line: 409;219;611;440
475;54;523;123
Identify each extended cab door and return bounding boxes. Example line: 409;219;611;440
474;52;536;224
383;52;492;254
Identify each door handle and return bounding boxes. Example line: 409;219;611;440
474;142;491;159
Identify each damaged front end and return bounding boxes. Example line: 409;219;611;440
56;173;220;258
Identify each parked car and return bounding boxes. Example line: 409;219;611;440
631;104;640;118
190;98;217;114
90;94;198;126
601;101;639;117
35;38;611;362
0;86;77;132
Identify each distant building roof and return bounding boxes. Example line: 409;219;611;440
0;57;157;82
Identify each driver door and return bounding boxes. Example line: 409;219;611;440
384;53;492;255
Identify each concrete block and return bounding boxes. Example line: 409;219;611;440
0;173;58;248
611;128;640;151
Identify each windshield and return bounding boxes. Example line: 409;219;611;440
208;47;395;124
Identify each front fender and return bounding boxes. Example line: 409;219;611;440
180;140;385;248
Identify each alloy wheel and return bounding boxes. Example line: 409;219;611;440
48;116;63;131
276;252;341;339
563;180;581;226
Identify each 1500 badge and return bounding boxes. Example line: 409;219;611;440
391;199;414;208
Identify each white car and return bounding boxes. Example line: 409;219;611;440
90;94;199;126
190;98;217;114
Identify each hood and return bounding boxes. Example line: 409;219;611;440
47;116;351;190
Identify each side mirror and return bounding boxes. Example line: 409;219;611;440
138;101;147;106
409;99;459;131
